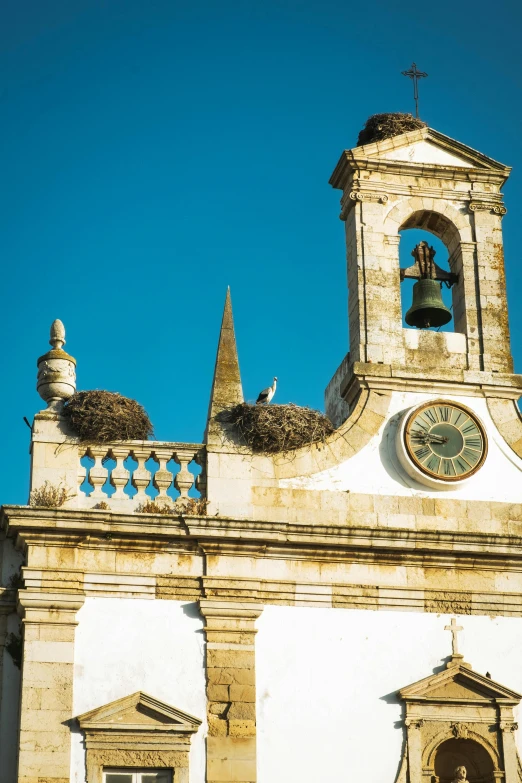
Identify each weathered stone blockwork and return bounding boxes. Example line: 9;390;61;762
16;591;84;783
200;602;262;783
329;127;513;375
2;122;522;783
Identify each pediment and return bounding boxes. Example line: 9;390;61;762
76;691;202;733
336;127;509;173
400;664;521;705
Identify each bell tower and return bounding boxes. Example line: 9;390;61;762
329;119;513;376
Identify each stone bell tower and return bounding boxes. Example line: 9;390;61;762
329;122;513;376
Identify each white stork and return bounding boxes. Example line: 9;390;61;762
256;377;277;405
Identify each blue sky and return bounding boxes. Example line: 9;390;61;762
1;0;521;503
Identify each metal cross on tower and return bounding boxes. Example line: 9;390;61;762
445;617;463;656
402;62;428;118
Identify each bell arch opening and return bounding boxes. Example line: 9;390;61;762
398;209;465;336
433;738;495;783
399;229;454;333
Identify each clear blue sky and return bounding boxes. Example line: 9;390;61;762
2;0;521;503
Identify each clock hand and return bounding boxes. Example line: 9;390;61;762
425;434;448;444
413;433;449;445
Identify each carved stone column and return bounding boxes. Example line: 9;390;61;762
199;601;263;783
500;716;519;783
405;718;424;783
17;590;84;783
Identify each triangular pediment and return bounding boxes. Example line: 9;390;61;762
378;138;475;168
330;127;510;188
400;664;521;705
76;691;202;733
354;128;508;171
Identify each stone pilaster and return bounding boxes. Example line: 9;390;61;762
344;201;404;366
472;209;513;373
500;715;519;783
17;590;84;783
199;601;263;783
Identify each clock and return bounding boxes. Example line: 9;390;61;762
397;401;487;486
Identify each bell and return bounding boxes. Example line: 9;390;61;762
405;278;452;329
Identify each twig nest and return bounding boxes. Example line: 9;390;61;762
218;403;334;453
357;113;426;147
63;390;154;442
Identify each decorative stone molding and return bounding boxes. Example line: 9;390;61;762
395;637;521;783
349;190;389;203
10;503;522;620
500;722;519;733
469;200;507;215
487;398;522;459
451;723;472;739
36;319;76;410
76;691;201;783
339;189;389;219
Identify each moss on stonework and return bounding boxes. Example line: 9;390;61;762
357;113;426;146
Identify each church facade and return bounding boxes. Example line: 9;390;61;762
1;121;522;783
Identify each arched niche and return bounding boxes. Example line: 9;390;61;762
433;737;496;783
395;653;521;783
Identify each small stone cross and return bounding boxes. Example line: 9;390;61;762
445;617;463;656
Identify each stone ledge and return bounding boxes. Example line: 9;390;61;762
4;502;522;556
342;364;522;400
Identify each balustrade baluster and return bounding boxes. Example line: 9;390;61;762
76;442;204;509
173;449;195;498
131;450;151;501
194;449;207;498
77;465;88;498
110;448;131;499
88;447;109;499
153;450;174;501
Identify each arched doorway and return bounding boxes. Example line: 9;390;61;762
434;738;496;783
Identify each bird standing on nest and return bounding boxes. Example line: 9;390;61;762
256;377;277;404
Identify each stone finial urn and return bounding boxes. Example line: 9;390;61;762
37;319;76;409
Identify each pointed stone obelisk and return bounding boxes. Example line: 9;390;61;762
204;288;244;444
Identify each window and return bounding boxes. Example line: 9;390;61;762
104;771;172;783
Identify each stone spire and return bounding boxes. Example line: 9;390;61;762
204;288;243;444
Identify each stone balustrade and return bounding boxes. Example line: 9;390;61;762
76;441;206;510
30;321;207;513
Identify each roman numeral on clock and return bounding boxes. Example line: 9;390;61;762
414;446;431;461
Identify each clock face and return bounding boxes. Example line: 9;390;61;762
404;401;487;481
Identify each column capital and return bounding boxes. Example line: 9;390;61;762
17;590;85;625
199;600;263;622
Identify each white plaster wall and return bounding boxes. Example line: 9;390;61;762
0;612;21;783
281;391;522;502
71;598;206;783
256;607;522;783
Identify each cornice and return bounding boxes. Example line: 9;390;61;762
4;506;522;566
341;364;522;402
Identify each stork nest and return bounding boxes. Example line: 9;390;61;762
357;113;426;146
218;403;334;453
63;390;154;442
